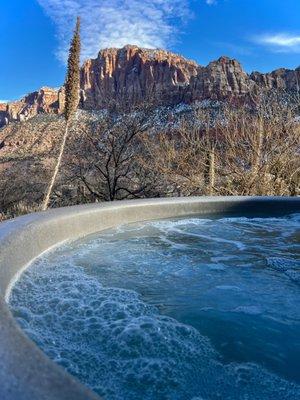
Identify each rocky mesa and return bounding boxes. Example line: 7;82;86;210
1;45;300;127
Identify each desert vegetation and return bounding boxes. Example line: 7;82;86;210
0;92;299;221
143;96;300;198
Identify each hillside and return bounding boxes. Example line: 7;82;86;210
1;45;300;127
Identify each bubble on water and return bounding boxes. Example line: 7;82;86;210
149;218;210;230
9;214;300;400
267;258;297;272
10;257;300;400
284;269;300;283
170;228;247;251
267;257;300;284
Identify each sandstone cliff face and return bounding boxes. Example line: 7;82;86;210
81;45;199;108
1;45;299;127
250;67;300;92
80;48;258;108
189;57;256;104
0;87;64;127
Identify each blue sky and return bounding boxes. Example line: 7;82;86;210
1;0;300;101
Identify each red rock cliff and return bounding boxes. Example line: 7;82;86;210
0;87;64;127
80;45;199;108
1;45;299;127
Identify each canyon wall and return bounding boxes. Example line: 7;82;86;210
1;45;299;127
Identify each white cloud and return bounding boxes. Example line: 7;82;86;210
0;100;8;104
206;0;217;4
37;0;190;64
253;33;300;53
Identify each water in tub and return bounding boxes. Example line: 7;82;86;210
9;213;300;399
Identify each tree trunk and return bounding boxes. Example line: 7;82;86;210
41;121;69;210
208;147;215;195
204;147;215;195
249;118;264;194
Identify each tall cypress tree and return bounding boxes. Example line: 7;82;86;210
42;17;81;210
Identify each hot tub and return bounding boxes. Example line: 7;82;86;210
0;197;299;400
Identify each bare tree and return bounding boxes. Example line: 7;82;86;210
142;98;299;197
67;110;151;201
1;89;299;221
140;109;219;197
216;99;300;196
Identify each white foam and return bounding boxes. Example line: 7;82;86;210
267;257;297;272
10;258;300;399
170;228;247;250
267;257;300;284
284;269;300;283
8;213;300;399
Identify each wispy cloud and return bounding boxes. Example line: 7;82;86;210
0;100;8;104
37;0;190;64
252;33;300;53
206;0;217;5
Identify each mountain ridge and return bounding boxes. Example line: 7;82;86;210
1;45;299;127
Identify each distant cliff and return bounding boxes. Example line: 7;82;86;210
0;87;64;127
1;45;299;127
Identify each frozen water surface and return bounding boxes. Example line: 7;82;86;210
9;213;300;399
